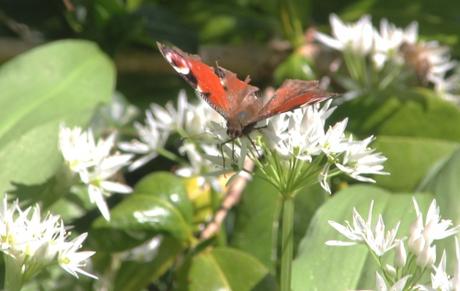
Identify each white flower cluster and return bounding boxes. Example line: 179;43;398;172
119;90;226;176
59;125;133;220
0;196;96;282
264;101;388;193
119;91;387;194
327;197;460;291
316;14;459;103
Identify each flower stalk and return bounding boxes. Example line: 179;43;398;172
280;194;295;291
4;255;23;291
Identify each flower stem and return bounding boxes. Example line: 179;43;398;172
156;147;186;164
4;255;23;291
280;196;294;291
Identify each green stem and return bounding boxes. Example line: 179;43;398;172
4;255;23;291
156;147;186;164
271;196;283;269
279;0;304;48
280;196;295;291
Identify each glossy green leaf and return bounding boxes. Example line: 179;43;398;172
176;247;277;291
417;147;460;270
332;89;460;142
91;194;192;251
292;185;433;290
0;40;114;194
373;136;458;192
114;237;183;291
134;171;193;223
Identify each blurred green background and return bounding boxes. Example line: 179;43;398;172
1;0;459;108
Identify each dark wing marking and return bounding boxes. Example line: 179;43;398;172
214;66;260;108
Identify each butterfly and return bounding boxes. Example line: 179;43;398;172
157;42;333;140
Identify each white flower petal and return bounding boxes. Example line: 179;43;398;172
88;185;111;220
100;181;132;194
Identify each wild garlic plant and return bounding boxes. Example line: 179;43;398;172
201;98;388;291
0;196;96;291
59;125;133;221
315;14;460;103
327;197;460;291
115;88;389;290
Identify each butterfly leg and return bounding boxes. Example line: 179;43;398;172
254;124;268;131
219;142;226;169
219;137;236;169
247;135;261;159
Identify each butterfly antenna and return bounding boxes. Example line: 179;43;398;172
219;142;226;170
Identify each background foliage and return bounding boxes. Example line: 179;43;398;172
0;0;459;290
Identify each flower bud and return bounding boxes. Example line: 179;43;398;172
416;244;436;267
408;235;425;256
422;220;435;246
409;215;422;237
385;264;396;277
394;240;407;267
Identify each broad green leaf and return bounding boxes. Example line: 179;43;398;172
331;89;460;142
114;237;183;291
331;89;460;192
176;247;277;291
91;194;192;251
0;40;114;193
417;148;460;270
292;185;433;290
374;136;458;192
418;148;460;219
134;172;193;223
230;175;325;272
230;176;278;270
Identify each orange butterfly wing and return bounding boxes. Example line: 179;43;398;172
157;42;231;117
251;80;332;123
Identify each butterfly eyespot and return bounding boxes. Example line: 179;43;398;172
172;63;190;75
166;53;191;75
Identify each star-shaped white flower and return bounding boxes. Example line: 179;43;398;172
59;126;98;173
315;14;375;55
264;100;334;161
59;126;133;220
0;196;96;281
326;200;375;246
81;154;133;220
118;110;169;171
327;200;400;256
373;19;417;68
58;233;97;279
149;90;188;131
409;198;459;248
336;136;389;183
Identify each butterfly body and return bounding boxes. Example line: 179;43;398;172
157;42;333;139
